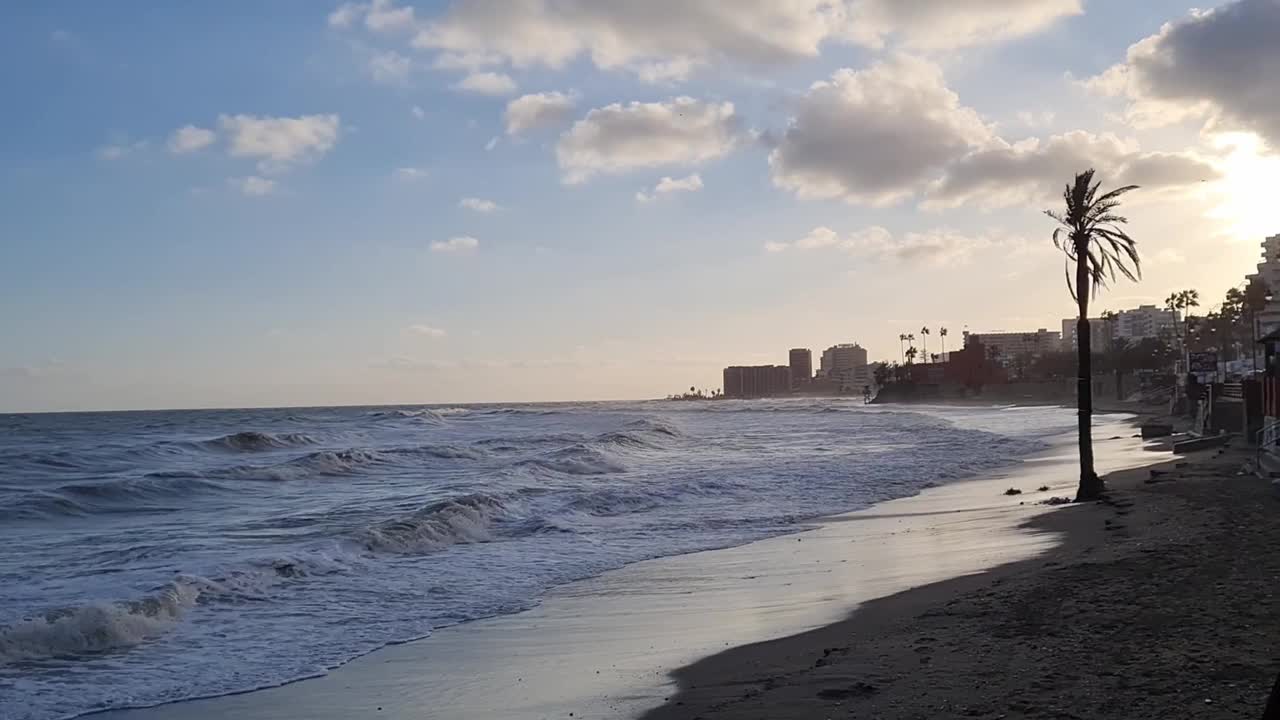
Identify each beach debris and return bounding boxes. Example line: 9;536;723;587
1040;496;1072;506
1004;488;1023;496
1037;485;1050;492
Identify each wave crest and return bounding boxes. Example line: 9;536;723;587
201;431;318;452
355;494;507;554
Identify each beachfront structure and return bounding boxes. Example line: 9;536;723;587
967;329;1061;363
723;365;791;399
1115;305;1179;341
1248;234;1280;335
819;344;868;378
788;348;813;388
1060;318;1109;352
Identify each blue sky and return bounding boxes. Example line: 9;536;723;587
2;0;1277;411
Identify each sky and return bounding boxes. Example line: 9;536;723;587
2;0;1279;412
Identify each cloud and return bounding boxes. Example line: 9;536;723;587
405;0;1075;82
557;97;739;183
368;50;412;84
636;173;703;202
484;136;499;151
849;0;1082;50
233;176;277;197
407;324;447;338
1086;0;1280;147
459;197;500;212
454;71;517;95
97;140;148;160
769;56;992;206
411;105;426;119
330;0;417;33
395;166;428;180
505;91;577;135
925;131;1219;209
167;125;216;154
219;113;341;174
431;236;480;253
1016;110;1056;128
765;225;1008;265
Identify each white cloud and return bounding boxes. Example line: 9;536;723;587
454;71;517;95
636;173;704;202
368;50;412;84
557;97;739;184
765;225;1007;266
1085;0;1280;148
1016;110;1056;128
395;167;428;181
330;0;418;33
233;176;277;197
407;324;447;338
769;56;992;206
431;236;480;253
925;131;1219;209
167;125;216;154
406;0;1076;82
505;91;577;135
484;136;499;151
219;113;341;174
459;197;500;212
97;140;148;160
411;105;426;119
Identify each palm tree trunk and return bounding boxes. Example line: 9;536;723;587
1075;255;1103;501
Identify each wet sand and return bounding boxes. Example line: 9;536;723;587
95;417;1163;720
645;444;1277;719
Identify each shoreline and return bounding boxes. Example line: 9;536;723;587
90;413;1161;720
642;443;1272;719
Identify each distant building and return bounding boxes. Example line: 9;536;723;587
1116;305;1179;341
788;348;813;388
1060;318;1111;352
968;329;1061;363
1248;234;1280;335
819;343;870;390
723;365;791;399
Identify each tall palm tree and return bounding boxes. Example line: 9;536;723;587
940;327;949;359
920;327;931;362
1046;169;1141;502
1179;289;1200;345
898;333;908;364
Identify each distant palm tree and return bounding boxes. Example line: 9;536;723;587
899;333;908;364
905;346;918;364
939;327;949;359
1047;169;1141;502
920;327;931;362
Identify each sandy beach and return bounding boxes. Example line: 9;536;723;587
90;414;1173;720
645;443;1279;719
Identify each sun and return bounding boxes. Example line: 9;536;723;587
1206;133;1280;242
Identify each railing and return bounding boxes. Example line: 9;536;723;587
1255;418;1280;475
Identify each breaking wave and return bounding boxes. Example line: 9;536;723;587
200;431;319;452
354;494;508;554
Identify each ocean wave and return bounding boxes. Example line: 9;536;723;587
519;446;628;476
200;431;319;452
4;475;230;521
366;408;460;424
355;494;507;554
0;582;200;665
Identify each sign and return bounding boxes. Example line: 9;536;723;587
1188;352;1218;373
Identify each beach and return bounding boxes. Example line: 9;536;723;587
645;444;1278;719
87;413;1174;720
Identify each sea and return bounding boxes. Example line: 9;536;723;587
0;399;1084;720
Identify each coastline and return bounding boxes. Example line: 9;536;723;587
643;443;1272;719
91;412;1161;720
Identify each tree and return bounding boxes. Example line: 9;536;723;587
905;346;918;364
873;363;891;387
920;326;931;361
898;333;908;364
1046;169;1141;502
940;327;949;358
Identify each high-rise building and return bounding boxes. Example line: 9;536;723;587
968;329;1061;362
1116;305;1179;341
788;348;813;388
819;344;868;377
1060;318;1111;352
1248;234;1280;335
722;365;791;399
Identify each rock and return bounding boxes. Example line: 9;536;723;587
1004;488;1023;496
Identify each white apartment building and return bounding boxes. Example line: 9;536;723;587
1248;234;1280;335
968;329;1061;361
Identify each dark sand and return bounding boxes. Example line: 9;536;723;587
643;445;1280;719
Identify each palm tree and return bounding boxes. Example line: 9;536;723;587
1046;169;1141;502
1179;289;1200;345
898;334;908;364
940;327;949;359
920;327;930;362
905;346;918;364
